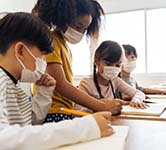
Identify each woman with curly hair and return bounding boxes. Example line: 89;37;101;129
33;0;125;122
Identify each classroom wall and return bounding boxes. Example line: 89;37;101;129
1;0;166;89
98;0;166;13
0;0;36;12
2;0;166;14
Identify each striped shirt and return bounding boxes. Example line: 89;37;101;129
0;69;101;150
0;68;53;126
0;68;32;125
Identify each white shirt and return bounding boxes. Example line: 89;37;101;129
0;68;100;150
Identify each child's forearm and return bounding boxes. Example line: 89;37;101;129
56;81;105;111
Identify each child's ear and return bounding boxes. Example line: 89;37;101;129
14;42;25;61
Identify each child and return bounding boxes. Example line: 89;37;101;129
121;44;166;95
75;40;147;113
34;0;123;122
0;12;113;150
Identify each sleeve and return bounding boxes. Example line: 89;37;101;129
46;37;62;64
78;78;94;96
0;115;100;150
75;78;96;113
115;77;145;102
0;81;9;125
135;80;144;92
31;85;55;124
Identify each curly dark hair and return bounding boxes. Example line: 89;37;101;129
34;0;105;39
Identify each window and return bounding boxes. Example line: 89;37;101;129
99;11;145;73
70;8;166;76
68;37;91;76
147;9;166;73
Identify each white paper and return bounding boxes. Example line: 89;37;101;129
122;104;166;116
51;126;129;150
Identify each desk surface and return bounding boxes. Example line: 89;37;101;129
112;96;166;150
147;94;166;99
112;119;166;150
53;96;166;150
53;126;128;150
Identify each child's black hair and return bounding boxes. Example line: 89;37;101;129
35;0;105;39
122;44;137;58
93;40;123;98
0;12;53;55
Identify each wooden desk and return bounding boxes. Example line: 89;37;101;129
53;126;128;150
112;97;166;150
112;119;166;150
147;94;166;99
52;97;166;150
115;99;166;121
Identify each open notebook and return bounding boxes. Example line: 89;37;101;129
122;104;166;116
51;126;129;150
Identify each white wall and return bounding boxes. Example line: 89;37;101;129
1;0;166;14
98;0;166;13
0;0;36;12
1;0;166;88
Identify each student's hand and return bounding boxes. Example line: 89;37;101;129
36;73;56;87
101;99;128;115
116;99;130;106
92;112;114;137
129;101;148;109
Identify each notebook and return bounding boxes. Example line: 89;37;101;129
52;126;129;150
122;104;166;116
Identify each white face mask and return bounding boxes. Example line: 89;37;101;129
64;26;84;44
123;60;136;73
101;66;121;80
16;46;47;83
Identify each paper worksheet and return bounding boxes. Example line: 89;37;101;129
122;104;166;116
51;126;129;150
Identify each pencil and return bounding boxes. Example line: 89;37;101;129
60;107;90;116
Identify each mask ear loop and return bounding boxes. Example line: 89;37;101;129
23;45;37;61
15;44;38;70
15;55;26;69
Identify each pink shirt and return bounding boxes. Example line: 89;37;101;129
75;75;145;112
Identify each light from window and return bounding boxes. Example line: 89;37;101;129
147;8;166;73
68;36;91;76
70;9;166;76
99;11;145;73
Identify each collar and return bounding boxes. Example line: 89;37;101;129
0;66;18;84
